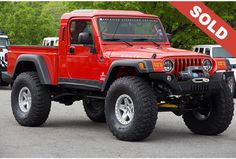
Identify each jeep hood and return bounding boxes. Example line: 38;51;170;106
105;46;210;59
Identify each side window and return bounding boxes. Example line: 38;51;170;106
46;40;50;46
194;47;199;52
70;20;93;45
205;48;210;55
55;40;59;46
50;41;54;46
199;48;204;53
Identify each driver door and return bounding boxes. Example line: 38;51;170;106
65;19;100;85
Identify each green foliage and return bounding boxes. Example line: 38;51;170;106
0;2;55;45
0;1;235;49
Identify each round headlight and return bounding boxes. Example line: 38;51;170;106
203;59;212;71
164;60;174;72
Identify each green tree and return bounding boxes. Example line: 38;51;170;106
0;2;55;45
42;2;68;36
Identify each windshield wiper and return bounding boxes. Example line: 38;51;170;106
133;38;160;47
104;38;133;47
107;19;133;47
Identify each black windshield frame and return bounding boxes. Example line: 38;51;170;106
97;17;167;43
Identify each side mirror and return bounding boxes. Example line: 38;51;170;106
78;32;92;45
166;33;172;42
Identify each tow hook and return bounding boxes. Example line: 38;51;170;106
192;78;210;83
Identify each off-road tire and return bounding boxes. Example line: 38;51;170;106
83;99;106;122
183;83;234;135
226;75;235;97
11;72;51;126
105;76;157;141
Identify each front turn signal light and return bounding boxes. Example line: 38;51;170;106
138;62;146;70
152;60;165;72
216;59;227;70
152;61;163;68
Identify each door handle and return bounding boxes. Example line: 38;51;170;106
70;47;75;54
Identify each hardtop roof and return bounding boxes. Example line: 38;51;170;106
61;9;158;20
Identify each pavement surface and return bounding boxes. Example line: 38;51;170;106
0;86;236;157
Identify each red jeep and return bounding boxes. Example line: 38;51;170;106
3;10;234;141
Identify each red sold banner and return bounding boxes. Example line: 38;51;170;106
169;2;236;57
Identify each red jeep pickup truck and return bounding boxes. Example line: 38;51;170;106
3;10;234;141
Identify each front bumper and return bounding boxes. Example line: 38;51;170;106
149;71;234;95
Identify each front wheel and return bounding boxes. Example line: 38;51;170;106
183;83;234;135
11;72;51;126
105;76;157;141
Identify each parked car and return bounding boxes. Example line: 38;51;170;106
42;37;59;47
193;45;236;96
0;34;10;86
2;10;234;141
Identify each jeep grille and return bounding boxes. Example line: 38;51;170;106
174;58;202;74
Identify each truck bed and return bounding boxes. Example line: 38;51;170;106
8;45;58;54
7;45;59;84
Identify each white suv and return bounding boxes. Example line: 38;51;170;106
42;37;59;47
193;45;236;96
0;35;9;67
0;35;10;86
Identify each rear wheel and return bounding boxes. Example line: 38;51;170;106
83;99;106;122
183;83;234;135
11;72;51;126
105;76;157;141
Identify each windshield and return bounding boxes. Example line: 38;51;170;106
98;18;166;42
212;47;233;58
0;38;9;47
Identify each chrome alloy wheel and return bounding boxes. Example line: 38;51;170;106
115;94;134;125
18;87;32;113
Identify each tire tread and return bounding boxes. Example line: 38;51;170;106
11;72;51;127
105;76;157;141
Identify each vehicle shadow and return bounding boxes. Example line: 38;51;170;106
42;118;219;142
148;127;197;142
44;118;107;130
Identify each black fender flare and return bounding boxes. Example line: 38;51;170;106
101;59;153;91
13;54;51;84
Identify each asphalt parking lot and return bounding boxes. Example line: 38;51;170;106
0;86;236;158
